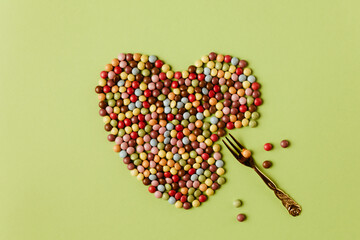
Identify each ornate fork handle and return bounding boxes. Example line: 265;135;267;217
254;166;302;216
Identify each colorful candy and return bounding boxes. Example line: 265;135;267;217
95;52;263;209
262;160;272;168
264;143;273;151
280;140;289;148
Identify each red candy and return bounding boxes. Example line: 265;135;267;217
254;98;263;106
199;195;207;202
103;85;110;93
264;143;273;151
171;81;179;88
148;186;156;193
239;105;247;113
174;72;182;79
155;60;163;68
188;94;196;102
159;72;167;80
251;82;260;90
172;175;179;183
114;66;122;74
224;55;232;63
100;71;108;79
198;73;205;81
189;73;197;80
110;113;117;120
226;122;234;129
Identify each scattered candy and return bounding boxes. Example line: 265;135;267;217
241;149;252;158
96;52;263;209
237;213;246;222
264;143;273;151
280;140;289;148
233;199;242;208
262;160;272;168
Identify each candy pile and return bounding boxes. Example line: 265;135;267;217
95;52;262;209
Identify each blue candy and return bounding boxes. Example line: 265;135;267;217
157;185;165;192
247;75;256;83
238;74;247;82
196;169;204;175
150;139;158;147
149;174;157;181
131;67;140;75
204;67;210;75
215;160;224;168
205;75;212;82
210;116;219;125
168;197;176;204
149;55;157;63
231;57;239;66
196;112;204;120
119;150;127;158
190;174;199;181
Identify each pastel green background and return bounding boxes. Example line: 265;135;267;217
1;0;359;239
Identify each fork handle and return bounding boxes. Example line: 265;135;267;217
254;166;302;216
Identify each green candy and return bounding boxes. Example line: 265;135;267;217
203;130;211;138
130;153;138;160
190;151;197;158
187;195;195;202
194;190;202;198
215;62;222;70
133;159;142;166
247;96;254;105
249;120;257;128
165;184;172;191
106;92;113;100
204;170;211;178
196;67;203;74
188;187;195;195
141;108;149;115
141;69;150;76
110;120;117;127
118;129;125;137
179;159;187;167
192;80;199;87
198;175;206;183
138;129;145;137
221;85;228;93
158;94;166;101
217;177;226;185
157;142;164;150
181;120;189;127
222;63;230;71
172;120;179;125
162;193;169;200
145;125;152;133
202;122;210;130
108;99;116;107
171;108;178;115
251;112;260;120
189;115;196;123
114;92;121;100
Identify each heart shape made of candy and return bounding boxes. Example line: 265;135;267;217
95;52;262;209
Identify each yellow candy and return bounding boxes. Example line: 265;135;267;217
120;72;128;80
210;68;218;76
192;200;200;207
140;54;148;62
242;118;249;127
110;128;118;135
137;61;145;70
166;71;174;79
243;67;252;76
213;144;221;152
175;201;183;208
201;55;209;63
216;167;225;175
137;173;144;181
205;179;213;187
242;81;251;89
161;64;170;72
103;116;110;124
130;169;138;176
149;168;157;174
195;60;203;67
133;108;140;116
207;61;215;69
118;113;125;121
182;71;189;78
125;111;133;118
123;98;130;106
245;111;251;119
99;78;106;86
127;74;135;81
139;83;147;91
224;71;231;79
125;126;132;134
158;150;166;158
208;157;215;165
229;65;236;73
205;188;214;196
113;107;120;114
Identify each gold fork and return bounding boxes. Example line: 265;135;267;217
223;134;302;217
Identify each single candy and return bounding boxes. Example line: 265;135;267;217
237;214;246;222
280;140;289;148
233;199;242;208
262;160;272;168
264;143;273;151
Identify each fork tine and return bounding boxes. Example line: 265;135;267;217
225;136;242;155
222;139;239;159
229;133;245;150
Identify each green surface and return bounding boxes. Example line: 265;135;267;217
1;0;360;239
